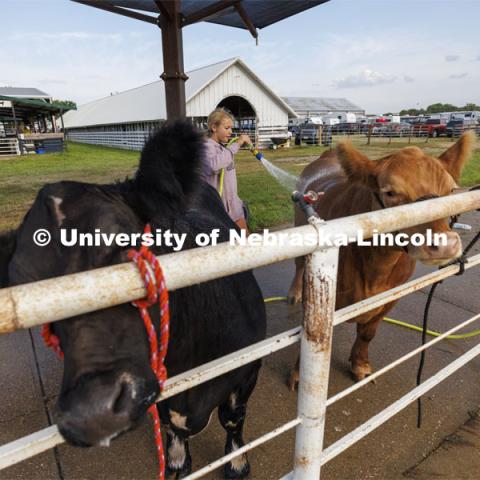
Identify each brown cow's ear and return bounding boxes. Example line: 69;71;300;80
337;141;378;190
439;131;475;182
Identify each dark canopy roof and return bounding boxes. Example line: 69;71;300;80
72;0;330;120
73;0;328;29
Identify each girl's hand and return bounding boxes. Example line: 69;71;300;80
238;134;252;146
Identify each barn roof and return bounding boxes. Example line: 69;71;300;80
282;97;365;113
63;57;296;128
0;87;51;99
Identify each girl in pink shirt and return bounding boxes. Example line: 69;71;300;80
202;109;252;231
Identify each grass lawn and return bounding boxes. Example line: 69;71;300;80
0;138;478;231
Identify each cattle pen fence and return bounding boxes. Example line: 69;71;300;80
1;190;480;479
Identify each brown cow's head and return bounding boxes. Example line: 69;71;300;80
337;132;475;265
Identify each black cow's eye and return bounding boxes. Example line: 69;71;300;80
385;191;396;197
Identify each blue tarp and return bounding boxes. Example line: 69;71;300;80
74;0;329;29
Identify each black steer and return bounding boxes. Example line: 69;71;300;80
0;123;266;479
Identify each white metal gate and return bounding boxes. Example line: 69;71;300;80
0;190;479;479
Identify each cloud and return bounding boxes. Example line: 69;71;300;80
9;31;126;43
404;75;415;83
449;72;468;79
477;55;480;61
445;55;460;62
333;69;396;88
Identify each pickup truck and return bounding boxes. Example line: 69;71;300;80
413;118;447;137
446;119;478;137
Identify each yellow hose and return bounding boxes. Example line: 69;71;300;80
218;137;240;198
383;317;480;340
264;296;288;303
218;168;225;197
263;297;480;340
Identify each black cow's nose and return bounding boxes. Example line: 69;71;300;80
56;371;159;447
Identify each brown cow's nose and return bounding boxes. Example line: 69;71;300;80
425;231;461;260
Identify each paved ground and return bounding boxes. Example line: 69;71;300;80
1;210;479;480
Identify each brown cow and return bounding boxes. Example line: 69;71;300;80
288;132;475;386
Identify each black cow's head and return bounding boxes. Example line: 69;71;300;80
8;182;160;447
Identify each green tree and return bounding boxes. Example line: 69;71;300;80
53;99;77;111
462;103;480;111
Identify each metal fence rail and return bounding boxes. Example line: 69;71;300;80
0;137;19;156
0;190;479;478
295;123;480;147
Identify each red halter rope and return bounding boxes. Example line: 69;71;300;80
128;224;170;480
41;224;170;480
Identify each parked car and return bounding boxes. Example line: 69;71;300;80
299;123;320;144
446;118;478;137
392;122;414;136
370;122;413;137
412;118;447;137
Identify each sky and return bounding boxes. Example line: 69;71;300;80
1;0;479;114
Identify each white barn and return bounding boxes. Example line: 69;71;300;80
63;57;296;149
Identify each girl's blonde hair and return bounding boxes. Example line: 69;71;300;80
207;108;235;135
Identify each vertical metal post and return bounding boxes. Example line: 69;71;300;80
293;247;339;480
60;113;67;152
157;0;188;121
11;102;22;155
11;102;18;135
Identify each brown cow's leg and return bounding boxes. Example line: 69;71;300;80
288;355;300;391
350;315;384;382
287;257;305;305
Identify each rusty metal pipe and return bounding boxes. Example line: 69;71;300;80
293;248;339;479
0;191;479;334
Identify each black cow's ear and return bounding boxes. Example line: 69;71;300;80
0;230;16;287
337;141;379;190
439;131;475;182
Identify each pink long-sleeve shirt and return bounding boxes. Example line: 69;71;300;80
201;137;244;222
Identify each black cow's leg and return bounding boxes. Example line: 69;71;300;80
218;366;259;479
164;425;192;479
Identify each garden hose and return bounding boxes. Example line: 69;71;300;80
218;137;239;197
218;137;263;197
263;296;480;340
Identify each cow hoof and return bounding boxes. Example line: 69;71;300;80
287;293;301;305
287;286;302;305
224;459;250;479
351;363;372;382
287;370;299;391
165;460;192;479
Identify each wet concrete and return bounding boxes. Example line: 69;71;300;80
0;210;479;480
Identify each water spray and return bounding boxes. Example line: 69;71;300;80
232;137;324;219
